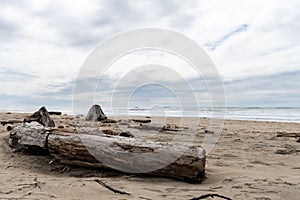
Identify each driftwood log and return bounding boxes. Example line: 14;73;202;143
8;122;206;182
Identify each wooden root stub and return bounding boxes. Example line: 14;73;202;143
85;105;107;121
23;107;55;127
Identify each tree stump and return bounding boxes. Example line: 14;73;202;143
23;107;55;127
85;105;107;121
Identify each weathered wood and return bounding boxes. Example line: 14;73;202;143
190;193;232;200
47;132;206;182
0;119;23;126
24;107;55;127
86;105;107;121
8;122;48;153
95;179;131;195
8;123;206;182
101;119;117;123
48;127;77;134
49;111;62;115
277;132;300;137
160;124;188;132
132;119;151;123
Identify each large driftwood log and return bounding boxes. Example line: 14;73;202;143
9;122;206;182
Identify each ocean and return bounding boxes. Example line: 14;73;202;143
1;106;299;123
105;106;300;123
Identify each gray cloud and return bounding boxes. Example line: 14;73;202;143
0;69;37;81
224;70;300;107
0;18;18;42
25;68;299;110
154;0;196;28
25;0;197;49
0;93;72;112
29;1;135;48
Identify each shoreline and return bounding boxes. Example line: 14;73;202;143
1;111;299;124
1;105;300;124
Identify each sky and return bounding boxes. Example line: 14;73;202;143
0;0;300;113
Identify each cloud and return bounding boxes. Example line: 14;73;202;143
204;24;249;51
0;69;37;81
9;0;191;49
0;18;17;42
224;70;300;107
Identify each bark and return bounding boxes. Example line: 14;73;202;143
8;122;206;182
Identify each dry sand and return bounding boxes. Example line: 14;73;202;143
0;112;300;200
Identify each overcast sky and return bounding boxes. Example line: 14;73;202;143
0;0;300;112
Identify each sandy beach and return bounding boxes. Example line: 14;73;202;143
0;112;300;200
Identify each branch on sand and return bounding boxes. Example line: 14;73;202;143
95;179;131;195
190;193;232;200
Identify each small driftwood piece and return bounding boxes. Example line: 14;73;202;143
101;119;117;123
0;119;23;126
95;179;130;195
160;124;185;132
49;111;62;115
8;122;206;182
24;107;55;127
190;193;232;200
132;119;151;123
277;132;300;137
